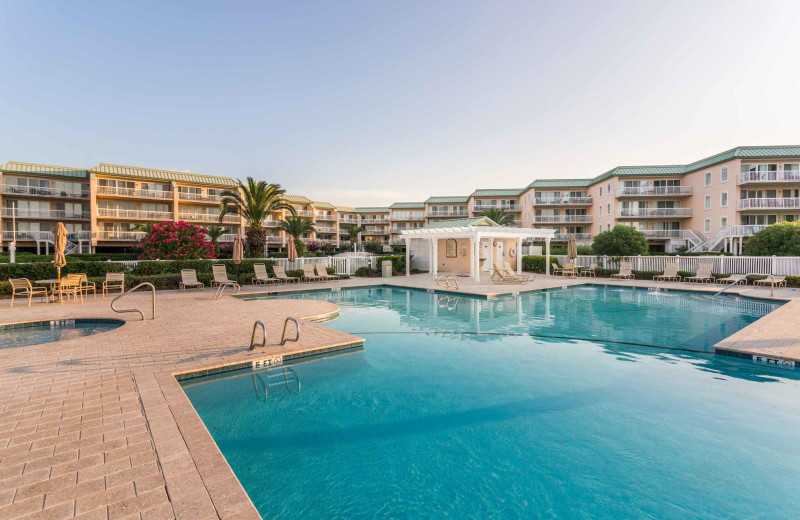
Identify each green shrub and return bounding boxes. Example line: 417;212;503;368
286;269;304;278
376;255;408;275
354;266;371;277
0;260;131;282
743;222;800;256
363;241;383;255
592;226;649;257
521;255;560;273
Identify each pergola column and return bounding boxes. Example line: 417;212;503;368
474;234;481;283
404;237;410;276
516;236;522;274
431;237;438;276
545;238;551;275
469;237;475;279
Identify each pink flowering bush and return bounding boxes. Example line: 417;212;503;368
138;221;216;260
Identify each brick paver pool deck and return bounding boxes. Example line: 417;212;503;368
1;274;798;519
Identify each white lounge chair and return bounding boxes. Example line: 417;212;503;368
753;275;786;288
252;263;279;285
685;261;714;283
715;274;747;285
611;261;634;280
302;264;326;282
212;264;240;298
654;262;681;282
180;269;205;291
314;263;340;281
273;265;299;283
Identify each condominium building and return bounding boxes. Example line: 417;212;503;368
2;145;798;255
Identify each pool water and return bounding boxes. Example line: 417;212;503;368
184;286;800;519
0;319;123;348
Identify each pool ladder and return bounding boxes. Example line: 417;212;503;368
111;282;156;320
248;317;300;350
252;367;301;400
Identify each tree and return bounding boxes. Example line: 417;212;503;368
279;216;316;256
138;221;215;260
592;225;649;257
205;225;225;250
743;222;800;256
480;208;515;226
343;225;366;248
219;178;295;257
134;221;158;233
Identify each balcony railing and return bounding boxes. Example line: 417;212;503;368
263;219;281;227
553;233;593;241
315;214;337;220
294;210;314;217
737;198;800;210
0;184;90;199
392;215;426;221
473;204;520;212
96;231;147;241
727;225;759;237
640;230;685;239
338;216;359;223
535;197;593;205
0;208;90;220
177;213;239;223
533;215;593;223
178;191;223;202
615;186;693;197
616;208;692;218
2;230;94;242
426;211;468;217
97;208;174;220
315;226;337;233
97;186;173;199
360;218;387;224
267;236;284;243
738;170;800;184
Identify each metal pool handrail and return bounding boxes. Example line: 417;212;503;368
280;317;300;345
111;282;156;320
250;320;266;350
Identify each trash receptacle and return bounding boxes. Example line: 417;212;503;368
381;260;393;278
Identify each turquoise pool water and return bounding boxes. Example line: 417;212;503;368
183;286;800;519
0;319;123;348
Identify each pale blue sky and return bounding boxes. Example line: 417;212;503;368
1;0;798;205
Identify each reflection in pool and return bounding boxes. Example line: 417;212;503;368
0;318;123;349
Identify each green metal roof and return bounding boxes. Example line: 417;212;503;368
527;179;593;189
283;194;313;204
390;202;425;209
470;188;525;198
312;200;334;209
335;206;356;212
355;207;390;213
90;163;236;186
425;195;470;204
0;161;89;179
422;216;499;229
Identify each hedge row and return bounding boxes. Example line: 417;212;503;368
521;255;561;273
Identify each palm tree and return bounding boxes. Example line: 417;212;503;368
344;225;366;249
279;216;316;251
480;208;515;226
134;221;157;234
205;225;224;250
219;178;295;256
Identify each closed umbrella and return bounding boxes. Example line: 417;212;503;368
287;238;298;265
567;234;578;261
53;222;68;281
232;230;244;265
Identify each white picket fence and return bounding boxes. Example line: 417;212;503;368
550;255;800;276
107;255;377;275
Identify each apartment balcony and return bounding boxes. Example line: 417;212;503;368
293;210;314;217
426;211;468;218
534;197;593;206
338;216;359;223
552;233;593;241
2;230;92;242
392;215;426;221
95;231;147;241
615;208;692;218
0;184;90;200
96;186;173;200
738;170;800;185
0;208;90;220
266;236;284;244
178;191;223;203
615;186;693;198
263;219;281;227
533;215;593;224
97;208;174;221
315;226;337;233
360;218;387;224
315;214;337;221
737;198;800;211
640;230;685;239
473;204;520;212
177;213;240;223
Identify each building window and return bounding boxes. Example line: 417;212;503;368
705;172;712;186
720;192;728;207
704;195;711;210
607;203;611;214
599;206;602;216
704;219;711;233
607;183;611;194
721;216;728;228
599;186;603;197
607;224;611;231
721;167;728;183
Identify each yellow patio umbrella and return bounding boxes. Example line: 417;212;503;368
232;230;244;265
567;234;578;262
53;222;68;281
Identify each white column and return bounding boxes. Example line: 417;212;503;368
545;237;551;275
432;238;438;276
474;235;481;283
405;238;410;276
516;236;522;274
469;236;475;279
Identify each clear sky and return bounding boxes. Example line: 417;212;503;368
1;0;798;206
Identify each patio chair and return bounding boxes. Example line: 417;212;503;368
433;273;460;290
180;269;205;291
57;275;84;304
753;275;787;288
251;263;278;285
551;263;563;276
273;265;299;283
504;261;535;282
685;261;714;283
654;262;681;282
315;263;340;281
561;263;578;279
581;263;597;277
610;261;634;280
102;273;125;297
212;264;240;295
715;274;747;285
302;264;326;282
491;263;528;284
9;278;49;308
74;273;97;298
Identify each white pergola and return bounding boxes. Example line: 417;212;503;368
400;224;556;282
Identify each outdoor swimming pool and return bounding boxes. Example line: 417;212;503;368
0;318;124;349
183;286;800;519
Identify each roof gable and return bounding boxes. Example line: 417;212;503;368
422;216;499;229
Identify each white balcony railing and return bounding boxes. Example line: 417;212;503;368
96;231;147;241
552;233;593;241
178;212;239;223
426;211;468;217
293;210;314;217
97;185;173;199
97;208;174;220
315;226;337;233
0;208;90;220
535;197;593;205
640;230;685;239
360;218;387;224
263;219;281;227
474;204;520;212
2;230;94;242
267;236;284;243
738;170;800;184
315;214;337;221
339;216;359;223
178;191;223;202
615;186;693;197
737;198;800;210
616;208;692;218
533;215;593;223
0;184;90;199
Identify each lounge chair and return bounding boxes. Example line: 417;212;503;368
551;263;563;276
315;263;340;281
302;264;326;282
654;262;681;282
102;273;125;297
75;273;96;298
180;269;205;291
715;274;747;285
273;265;299;283
251;263;278;285
9;278;49;308
212;264;240;298
491;263;528;284
753;275;787;288
685;261;714;283
504;261;535;282
581;263;597;277
611;261;634;280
